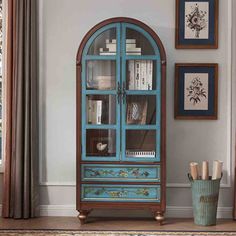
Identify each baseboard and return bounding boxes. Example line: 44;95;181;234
39;205;233;219
0;204;232;218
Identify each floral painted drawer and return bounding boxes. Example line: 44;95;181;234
81;164;160;182
81;184;161;202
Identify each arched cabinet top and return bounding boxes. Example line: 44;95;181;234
76;17;166;65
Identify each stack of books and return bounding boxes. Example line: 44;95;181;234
99;39;141;55
87;99;102;124
126;39;141;55
128;60;153;90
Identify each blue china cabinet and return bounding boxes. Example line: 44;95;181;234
76;17;166;224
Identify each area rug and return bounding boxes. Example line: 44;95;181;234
0;231;236;236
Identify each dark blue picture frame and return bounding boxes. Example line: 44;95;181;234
175;64;218;120
175;0;218;49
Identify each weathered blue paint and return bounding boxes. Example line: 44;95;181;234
81;22;162;163
81;184;161;202
81;164;161;182
189;175;221;226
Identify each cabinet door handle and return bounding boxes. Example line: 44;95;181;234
122;82;126;104
117;82;121;104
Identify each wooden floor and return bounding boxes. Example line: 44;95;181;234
0;217;235;231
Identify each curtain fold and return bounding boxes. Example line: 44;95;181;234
2;0;39;218
233;0;236;221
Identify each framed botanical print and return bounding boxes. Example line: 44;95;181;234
175;63;218;119
175;0;219;49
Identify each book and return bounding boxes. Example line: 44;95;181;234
128;60;135;90
96;100;102;124
126;39;136;44
87;100;102;124
99;52;116;55
126;52;141;55
140;61;147;90
147;60;153;90
106;43;116;52
126;150;156;158
134;60;141;90
128;60;153;90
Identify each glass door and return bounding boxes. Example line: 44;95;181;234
82;23;121;161
121;23;161;162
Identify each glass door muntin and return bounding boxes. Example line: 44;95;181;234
121;23;161;162
81;23;121;161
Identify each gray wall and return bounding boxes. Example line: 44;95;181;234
37;0;234;217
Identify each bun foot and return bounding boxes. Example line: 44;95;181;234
78;210;89;225
155;211;164;225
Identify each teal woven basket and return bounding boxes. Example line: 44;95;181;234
188;174;221;226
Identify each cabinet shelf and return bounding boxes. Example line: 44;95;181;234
85;90;117;95
125;125;158;130
85;124;117;129
85;55;117;61
125;90;158;95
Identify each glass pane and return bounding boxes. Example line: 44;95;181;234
86;129;116;157
126;130;156;158
126;28;155;55
86;95;116;124
126;60;156;90
126;95;156;125
87;60;116;90
88;28;116;55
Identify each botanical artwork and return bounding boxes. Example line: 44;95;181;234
184;2;209;39
184;73;208;110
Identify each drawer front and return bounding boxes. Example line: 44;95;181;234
81;184;160;202
81;164;160;182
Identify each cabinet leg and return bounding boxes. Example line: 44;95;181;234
155;211;164;225
78;210;89;225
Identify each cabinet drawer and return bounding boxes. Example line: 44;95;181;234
81;164;160;182
81;184;160;202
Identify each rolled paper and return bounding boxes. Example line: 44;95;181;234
190;162;199;180
202;161;209;180
212;160;223;180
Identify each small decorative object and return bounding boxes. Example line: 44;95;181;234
175;63;218;120
175;0;218;49
126;100;148;124
96;142;107;151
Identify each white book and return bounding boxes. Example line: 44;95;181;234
126;43;136;51
134;60;141;90
96;100;102;124
87;98;92;124
140;61;147;90
106;43;116;52
126;48;141;52
128;60;135;90
105;39;117;44
126;39;136;44
147;60;153;90
91;101;97;124
100;52;116;55
126;52;141;55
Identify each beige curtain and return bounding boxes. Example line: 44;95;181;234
233;0;236;221
2;0;39;218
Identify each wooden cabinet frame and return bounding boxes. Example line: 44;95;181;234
76;17;166;224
